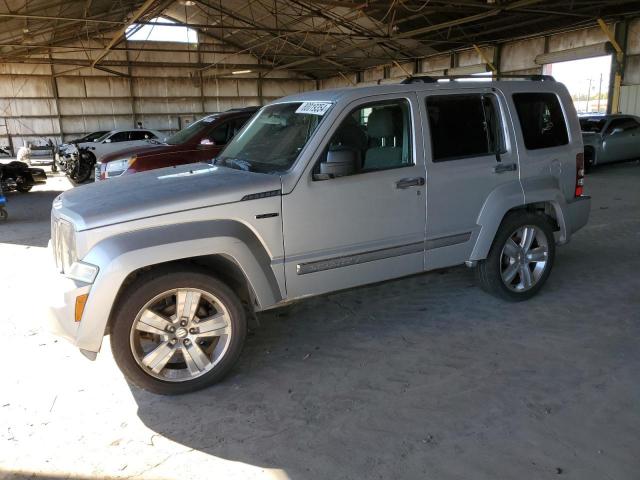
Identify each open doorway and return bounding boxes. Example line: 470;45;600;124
543;56;612;114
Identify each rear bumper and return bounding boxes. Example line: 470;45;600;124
565;195;591;236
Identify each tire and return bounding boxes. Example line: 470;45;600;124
73;155;94;183
110;267;247;395
475;212;556;301
0;207;7;221
16;185;32;193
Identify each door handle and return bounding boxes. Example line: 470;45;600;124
494;163;517;173
395;177;425;189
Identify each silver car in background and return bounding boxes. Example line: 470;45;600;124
581;114;640;168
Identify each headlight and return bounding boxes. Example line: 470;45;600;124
66;261;99;284
102;156;136;178
53;217;77;273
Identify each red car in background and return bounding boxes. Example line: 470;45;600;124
95;107;259;180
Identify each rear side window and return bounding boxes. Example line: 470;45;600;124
513;93;568;150
426;94;503;162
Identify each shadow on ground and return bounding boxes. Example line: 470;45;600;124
124;162;640;479
0;189;64;247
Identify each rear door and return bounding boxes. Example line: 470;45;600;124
418;88;521;269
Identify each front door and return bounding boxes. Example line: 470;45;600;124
282;94;427;299
602;117;640;163
417;89;522;269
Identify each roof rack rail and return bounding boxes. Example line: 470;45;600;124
400;74;555;84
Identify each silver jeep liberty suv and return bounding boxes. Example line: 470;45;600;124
48;75;590;394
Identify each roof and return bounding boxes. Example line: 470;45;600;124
0;1;638;79
274;76;569;104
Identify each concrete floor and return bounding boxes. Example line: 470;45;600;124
1;161;639;479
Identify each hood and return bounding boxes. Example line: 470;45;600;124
100;142;175;163
54;162;282;231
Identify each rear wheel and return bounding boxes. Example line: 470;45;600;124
16;184;32;193
0;207;7;221
110;268;247;395
475;212;555;301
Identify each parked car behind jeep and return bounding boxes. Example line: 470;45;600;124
96;107;258;180
48;76;590;395
581;114;640;168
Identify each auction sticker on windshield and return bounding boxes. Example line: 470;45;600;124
295;101;333;116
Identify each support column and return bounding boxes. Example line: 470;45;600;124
48;54;63;143
599;19;627;114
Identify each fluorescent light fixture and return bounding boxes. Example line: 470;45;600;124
232;70;252;75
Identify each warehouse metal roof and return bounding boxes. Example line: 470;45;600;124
0;0;639;79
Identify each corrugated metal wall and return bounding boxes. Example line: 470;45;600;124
319;19;640;117
0;35;316;151
2;19;640;153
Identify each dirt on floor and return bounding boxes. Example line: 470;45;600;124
1;162;639;480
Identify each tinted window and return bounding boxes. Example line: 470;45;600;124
203;123;230;145
129;130;152;141
605;118;640;134
579;117;607;133
319;98;412;174
513;93;568;150
109;132;129;142
426;94;503;162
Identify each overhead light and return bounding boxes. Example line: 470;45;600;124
232;70;252;75
179;0;196;5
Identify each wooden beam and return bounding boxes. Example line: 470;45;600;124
91;0;159;68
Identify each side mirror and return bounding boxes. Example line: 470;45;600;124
104;138;111;143
609;127;624;136
314;149;357;180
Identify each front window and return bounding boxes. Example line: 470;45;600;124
579;117;607;133
166;116;217;145
83;131;108;142
216;102;327;174
94;132;112;143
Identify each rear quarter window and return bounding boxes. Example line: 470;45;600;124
513;93;568;150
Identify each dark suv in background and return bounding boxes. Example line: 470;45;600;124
96;107;258;180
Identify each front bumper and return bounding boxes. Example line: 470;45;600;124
45;246;92;349
565;195;591;235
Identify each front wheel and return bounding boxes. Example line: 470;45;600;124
475;212;555;301
110;268;247;395
73;154;94;183
16;184;32;193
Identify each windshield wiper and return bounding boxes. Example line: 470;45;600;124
215;157;253;172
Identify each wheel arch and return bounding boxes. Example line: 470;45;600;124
470;181;568;261
75;219;285;354
105;254;257;335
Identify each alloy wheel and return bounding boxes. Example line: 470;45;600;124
129;288;232;382
499;225;549;292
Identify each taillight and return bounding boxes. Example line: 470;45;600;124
575;152;585;197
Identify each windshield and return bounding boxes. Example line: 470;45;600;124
580;117;607;133
216;102;327;174
165;116;217;145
